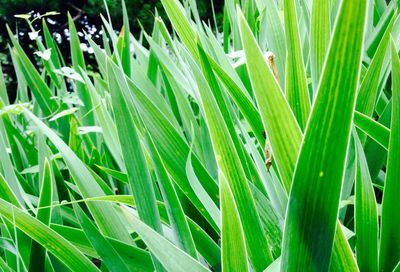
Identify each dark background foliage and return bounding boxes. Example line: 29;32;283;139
0;0;223;56
0;0;223;99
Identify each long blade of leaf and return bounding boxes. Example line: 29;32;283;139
281;0;367;269
220;171;248;272
238;8;302;191
193;41;273;270
310;0;330;91
379;38;400;272
284;0;311;129
354;131;378;272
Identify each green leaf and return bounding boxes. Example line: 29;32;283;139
0;173;19;207
238;7;302;191
220;171;248;272
49;108;79;122
194;40;273;270
105;58;219;231
283;0;311;129
146;132;198;258
354;111;390;149
329;225;358;272
108;59;162;233
95;165;128;184
256;0;286;87
0;63;9;105
51;224;154;272
354;131;378;272
186;146;220;230
379;38;400;272
29;159;53;272
107;59;165;270
160;0;198;58
356;16;394;117
310;0;330;91
281;0;367;270
207;53;265;145
68;14;95;128
80;71;124;168
119;0;131;76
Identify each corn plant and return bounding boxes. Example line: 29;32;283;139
0;0;398;271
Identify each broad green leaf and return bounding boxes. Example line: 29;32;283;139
366;3;396;58
0;256;13;272
195;41;264;193
364;99;392;180
249;183;283;256
281;0;367;270
108;60;167;271
186;146;220;230
95;165;128;184
0;173;19;206
42;20;63;70
80;71;124;169
49;194;219;269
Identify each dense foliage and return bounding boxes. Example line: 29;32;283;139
0;0;399;271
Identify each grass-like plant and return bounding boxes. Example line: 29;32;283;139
0;0;398;271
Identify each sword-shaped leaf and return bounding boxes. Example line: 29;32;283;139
281;0;367;270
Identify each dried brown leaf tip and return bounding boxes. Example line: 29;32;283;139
265;140;273;170
265;52;279;82
119;25;125;38
262;130;273;170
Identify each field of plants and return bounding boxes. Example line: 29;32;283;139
0;0;398;271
